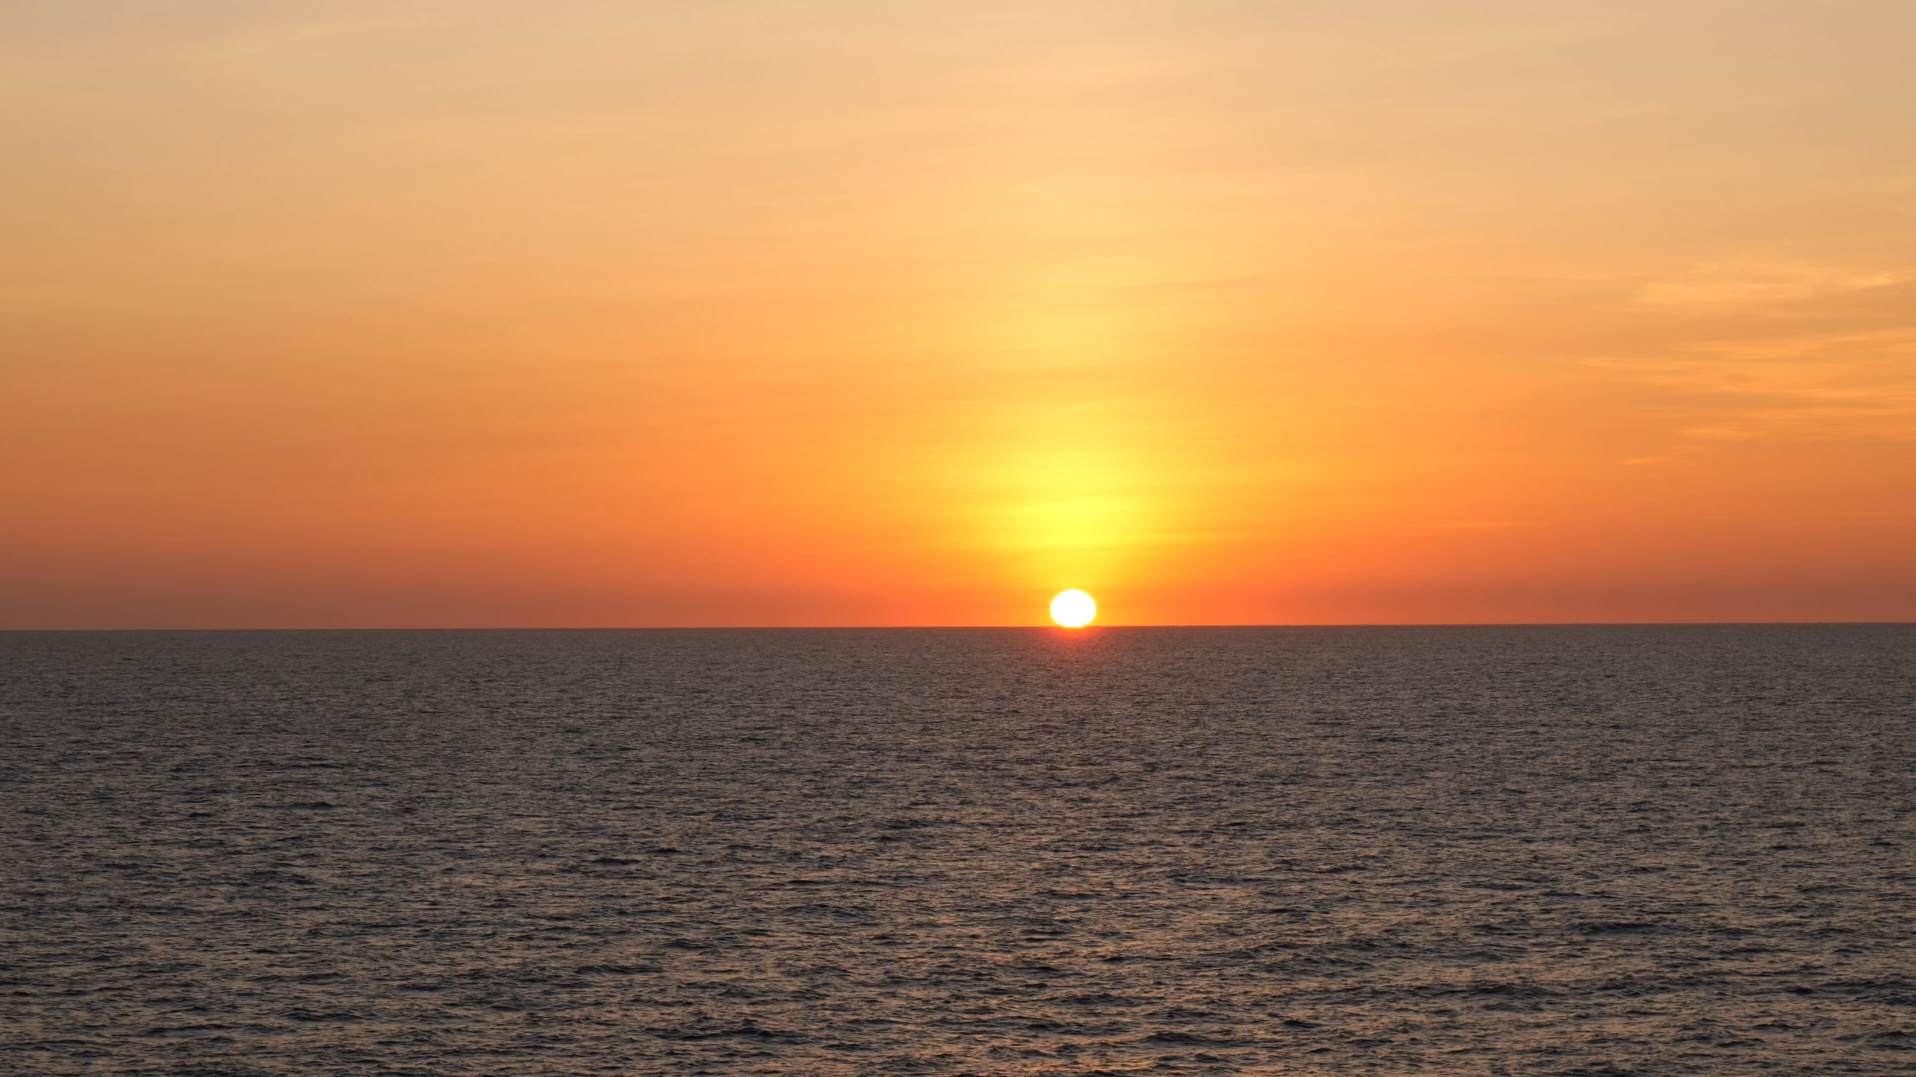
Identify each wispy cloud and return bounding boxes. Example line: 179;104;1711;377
1589;329;1916;441
1639;260;1909;307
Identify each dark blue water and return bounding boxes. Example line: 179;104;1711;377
2;626;1912;1074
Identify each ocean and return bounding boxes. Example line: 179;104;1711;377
2;626;1911;1075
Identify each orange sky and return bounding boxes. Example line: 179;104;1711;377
4;1;1914;627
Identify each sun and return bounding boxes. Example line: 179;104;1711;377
1050;589;1097;628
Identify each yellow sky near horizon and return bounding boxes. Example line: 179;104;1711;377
4;0;1914;626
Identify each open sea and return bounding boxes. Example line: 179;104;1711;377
1;626;1912;1075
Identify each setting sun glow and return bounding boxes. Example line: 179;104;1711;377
1050;590;1097;628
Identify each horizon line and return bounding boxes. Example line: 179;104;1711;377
3;621;1910;633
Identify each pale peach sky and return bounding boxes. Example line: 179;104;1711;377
3;1;1914;627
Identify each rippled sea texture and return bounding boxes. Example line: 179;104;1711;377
2;627;1913;1075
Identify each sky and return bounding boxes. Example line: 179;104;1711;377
3;0;1914;628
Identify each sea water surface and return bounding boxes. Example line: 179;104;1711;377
1;626;1912;1075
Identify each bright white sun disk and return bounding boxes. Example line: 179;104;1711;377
1050;589;1096;628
